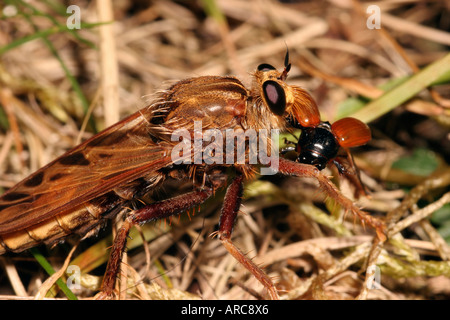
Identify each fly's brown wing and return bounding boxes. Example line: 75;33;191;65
0;108;173;234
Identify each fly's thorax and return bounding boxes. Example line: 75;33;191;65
169;124;279;167
159;75;250;132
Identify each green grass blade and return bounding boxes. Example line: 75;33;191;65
29;248;78;300
350;52;450;123
200;0;226;23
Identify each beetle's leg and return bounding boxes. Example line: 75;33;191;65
217;174;279;300
332;154;368;198
96;189;213;299
278;158;386;241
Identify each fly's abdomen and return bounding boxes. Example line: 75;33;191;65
0;191;125;254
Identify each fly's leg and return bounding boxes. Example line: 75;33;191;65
96;189;213;299
278;158;387;241
217;174;279;300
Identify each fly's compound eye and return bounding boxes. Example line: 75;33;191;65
257;63;276;72
262;80;286;116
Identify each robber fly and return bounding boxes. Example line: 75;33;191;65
0;52;385;299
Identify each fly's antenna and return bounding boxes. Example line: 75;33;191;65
280;45;291;81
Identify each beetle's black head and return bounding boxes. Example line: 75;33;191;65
296;123;340;170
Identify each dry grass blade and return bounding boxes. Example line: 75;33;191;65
96;0;120;127
0;257;27;297
34;245;78;300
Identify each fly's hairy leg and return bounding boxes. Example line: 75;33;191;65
217;174;279;300
97;189;212;299
278;158;386;241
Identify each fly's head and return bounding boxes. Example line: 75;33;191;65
251;51;321;132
